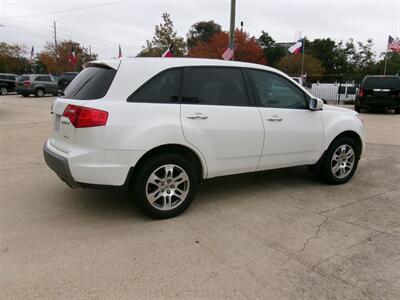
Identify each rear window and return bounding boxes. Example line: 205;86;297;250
17;75;29;81
63;66;116;100
363;77;400;89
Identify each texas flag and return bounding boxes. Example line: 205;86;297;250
68;46;77;65
288;38;304;55
162;44;174;57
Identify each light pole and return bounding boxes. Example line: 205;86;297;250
229;0;236;50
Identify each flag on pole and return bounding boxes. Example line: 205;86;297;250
288;38;304;55
162;44;174;57
118;44;122;58
68;46;77;65
222;47;234;60
29;46;34;64
387;35;400;52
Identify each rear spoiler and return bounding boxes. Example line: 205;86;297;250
83;60;121;70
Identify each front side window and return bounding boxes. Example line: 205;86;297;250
183;67;249;106
129;69;181;103
249;70;307;109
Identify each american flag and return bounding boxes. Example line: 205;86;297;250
222;47;234;60
387;35;400;52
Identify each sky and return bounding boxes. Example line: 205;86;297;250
1;0;399;60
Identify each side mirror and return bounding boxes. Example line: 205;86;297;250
309;98;324;111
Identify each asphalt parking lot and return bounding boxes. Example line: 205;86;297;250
1;94;399;299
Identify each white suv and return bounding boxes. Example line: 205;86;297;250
44;58;364;219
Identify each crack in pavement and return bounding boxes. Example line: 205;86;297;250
299;217;329;252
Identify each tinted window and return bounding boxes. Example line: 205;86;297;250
183;67;249;106
63;66;116;100
363;77;400;89
129;69;181;103
36;75;52;82
17;75;29;82
250;70;307;109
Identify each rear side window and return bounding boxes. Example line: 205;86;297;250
63;66;117;100
128;69;181;103
183;67;249;106
363;77;400;89
36;76;51;82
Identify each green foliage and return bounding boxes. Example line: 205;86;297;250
187;20;222;49
258;31;285;67
137;13;185;57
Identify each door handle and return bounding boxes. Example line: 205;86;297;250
266;115;283;122
186;113;208;120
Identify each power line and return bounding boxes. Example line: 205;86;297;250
3;0;129;20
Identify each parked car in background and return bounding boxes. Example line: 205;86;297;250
355;75;400;113
44;58;364;219
15;74;59;97
58;72;78;93
0;73;17;95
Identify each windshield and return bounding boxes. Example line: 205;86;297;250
63;66;116;100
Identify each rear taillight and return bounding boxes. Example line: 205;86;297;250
358;88;365;97
23;80;31;87
62;104;108;128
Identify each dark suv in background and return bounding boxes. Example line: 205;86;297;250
0;73;17;95
58;72;78;93
355;75;400;113
15;74;58;97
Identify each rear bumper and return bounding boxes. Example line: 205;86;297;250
358;97;400;109
43;143;79;188
15;87;33;94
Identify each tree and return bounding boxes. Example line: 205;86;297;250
137;13;186;57
306;38;337;73
187;20;222;49
258;31;285;67
276;54;324;75
188;30;266;65
38;40;97;73
0;42;29;73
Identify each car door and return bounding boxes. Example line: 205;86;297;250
180;67;264;178
247;69;324;170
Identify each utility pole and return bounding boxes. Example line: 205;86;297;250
1;5;4;43
53;20;58;60
229;0;236;50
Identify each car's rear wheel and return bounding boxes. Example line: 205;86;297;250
35;88;45;97
354;105;361;113
0;87;7;96
395;108;400;114
22;93;29;97
131;154;198;219
318;136;359;185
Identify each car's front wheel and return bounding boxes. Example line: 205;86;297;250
318;136;360;185
132;154;198;219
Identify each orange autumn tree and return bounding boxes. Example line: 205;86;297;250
188;30;266;65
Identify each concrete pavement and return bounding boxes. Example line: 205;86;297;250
1;94;399;299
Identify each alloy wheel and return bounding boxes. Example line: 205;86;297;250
330;144;355;179
0;87;7;96
145;164;190;211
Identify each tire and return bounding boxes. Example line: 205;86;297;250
22;93;29;97
131;153;198;219
35;88;45;97
354;105;360;113
318;136;360;185
395;108;400;114
0;87;7;96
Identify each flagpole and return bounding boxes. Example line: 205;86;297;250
301;38;305;76
383;52;388;75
